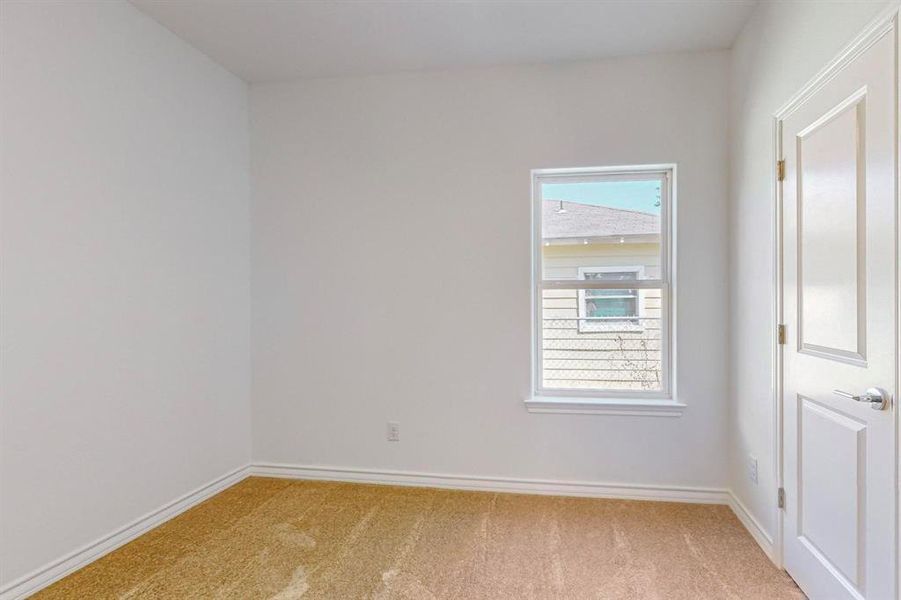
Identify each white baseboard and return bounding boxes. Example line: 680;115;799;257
0;464;251;600
252;462;731;504
727;491;777;565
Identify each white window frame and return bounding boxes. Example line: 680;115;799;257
577;266;645;332
528;165;681;416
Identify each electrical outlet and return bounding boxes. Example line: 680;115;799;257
387;421;400;442
748;455;758;484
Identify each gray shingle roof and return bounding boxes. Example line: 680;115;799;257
542;199;659;240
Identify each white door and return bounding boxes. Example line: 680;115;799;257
781;19;897;600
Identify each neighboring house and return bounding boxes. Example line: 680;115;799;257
541;200;662;391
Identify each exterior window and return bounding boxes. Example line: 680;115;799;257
578;268;643;329
585;289;637;318
532;166;673;399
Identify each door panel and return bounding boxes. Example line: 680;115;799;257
798;397;865;587
781;22;896;600
797;93;866;363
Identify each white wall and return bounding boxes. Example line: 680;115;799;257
0;0;251;586
251;52;730;488
12;0;878;584
728;0;891;541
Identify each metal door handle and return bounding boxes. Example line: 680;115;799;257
833;387;890;410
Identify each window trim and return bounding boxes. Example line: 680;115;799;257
529;164;677;409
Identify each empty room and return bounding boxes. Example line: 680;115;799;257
1;0;900;598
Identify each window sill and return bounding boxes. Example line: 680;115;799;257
525;397;686;417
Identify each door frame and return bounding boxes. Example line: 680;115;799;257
771;2;900;581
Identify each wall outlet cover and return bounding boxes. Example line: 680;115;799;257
387;421;400;442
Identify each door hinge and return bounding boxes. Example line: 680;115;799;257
777;159;786;181
777;324;786;345
778;487;785;509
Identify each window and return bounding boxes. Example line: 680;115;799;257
578;267;644;331
531;166;674;405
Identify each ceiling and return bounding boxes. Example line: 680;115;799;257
130;0;757;83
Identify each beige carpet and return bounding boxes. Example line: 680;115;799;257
35;477;803;599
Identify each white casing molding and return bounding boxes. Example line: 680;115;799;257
0;465;251;600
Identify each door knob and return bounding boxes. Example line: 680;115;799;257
833;387;891;410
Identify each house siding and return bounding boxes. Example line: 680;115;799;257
541;242;662;391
